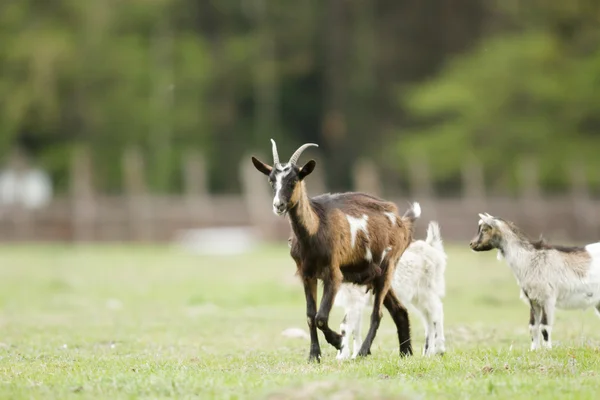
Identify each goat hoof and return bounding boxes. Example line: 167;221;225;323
356;349;370;358
399;349;413;357
332;334;344;350
336;345;351;360
308;352;321;363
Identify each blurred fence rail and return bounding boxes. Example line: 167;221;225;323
0;148;598;243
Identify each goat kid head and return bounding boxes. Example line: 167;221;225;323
469;213;504;252
251;139;318;216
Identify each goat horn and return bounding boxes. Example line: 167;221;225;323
288;143;318;165
270;139;280;165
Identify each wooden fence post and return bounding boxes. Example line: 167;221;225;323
70;146;96;242
123;147;153;241
182;150;212;225
240;152;274;240
6;149;34;241
569;162;597;240
461;156;486;214
407;155;436;220
518;157;545;235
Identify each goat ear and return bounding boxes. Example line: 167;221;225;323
478;213;495;226
251;156;272;176
298;160;316;180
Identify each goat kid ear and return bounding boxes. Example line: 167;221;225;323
298;160;316;180
478;213;495;226
251;156;273;176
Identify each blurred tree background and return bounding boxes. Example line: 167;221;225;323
0;0;598;196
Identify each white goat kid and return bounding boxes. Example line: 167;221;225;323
335;221;447;359
470;212;600;350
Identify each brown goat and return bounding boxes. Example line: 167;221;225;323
251;140;420;362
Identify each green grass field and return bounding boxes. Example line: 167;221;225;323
1;243;599;399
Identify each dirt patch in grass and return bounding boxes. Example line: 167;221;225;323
264;380;414;400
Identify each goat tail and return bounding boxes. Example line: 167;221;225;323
425;221;444;253
402;201;421;239
401;202;421;224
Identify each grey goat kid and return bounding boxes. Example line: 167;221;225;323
252;139;420;362
470;212;600;350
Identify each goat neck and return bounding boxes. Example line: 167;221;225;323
497;231;535;281
287;181;319;238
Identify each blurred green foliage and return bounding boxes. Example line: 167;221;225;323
0;0;598;195
0;0;216;193
399;5;600;194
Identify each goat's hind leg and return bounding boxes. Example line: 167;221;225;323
357;256;411;358
431;296;446;355
383;289;413;356
356;285;385;357
417;306;435;357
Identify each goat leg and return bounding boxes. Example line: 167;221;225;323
356;280;387;357
383;289;413;356
350;307;365;358
540;298;555;349
315;277;343;350
336;313;352;360
529;301;542;351
303;277;321;362
432;297;446;355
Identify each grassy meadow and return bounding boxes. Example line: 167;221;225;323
0;243;599;399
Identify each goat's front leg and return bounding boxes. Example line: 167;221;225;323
350;306;365;358
337;306;365;360
336;313;352;360
529;301;542;351
540;298;556;349
303;277;321;362
315;270;343;350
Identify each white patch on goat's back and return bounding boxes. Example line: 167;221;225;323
585;242;600;261
384;212;396;225
381;246;392;263
346;214;369;248
585;242;600;281
365;248;372;262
